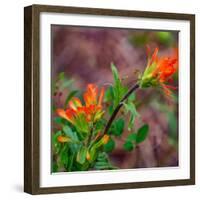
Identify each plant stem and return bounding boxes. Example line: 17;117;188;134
103;83;139;135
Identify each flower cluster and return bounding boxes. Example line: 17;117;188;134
139;47;178;97
57;84;105;134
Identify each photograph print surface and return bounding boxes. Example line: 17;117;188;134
51;25;178;173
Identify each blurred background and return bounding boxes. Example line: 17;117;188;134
52;25;178;169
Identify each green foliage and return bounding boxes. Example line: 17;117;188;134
76;146;88;164
124;102;138;130
123;141;134;151
104;86;114;102
93;118;107;135
123;124;149;152
59;144;69;168
94;152;117;170
72;115;90;138
54;117;68;126
111;63;128;109
108;118;125;136
67;152;75;171
52;162;58;173
87;135;111;163
63;125;78;141
103;138;115;153
127;133;137;141
54;117;64;125
52;131;62;154
136;124;149;143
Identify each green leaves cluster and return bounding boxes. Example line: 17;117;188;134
105;63;138;131
111;63;128;108
123;124;149;151
94;152;118;170
52;125;80;172
105;63;128;113
52;121;112;172
123;101;138;130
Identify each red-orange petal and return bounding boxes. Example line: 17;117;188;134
65;109;76;124
98;87;104;106
84;84;98;106
68;97;82;110
149;47;159;66
56;109;67;120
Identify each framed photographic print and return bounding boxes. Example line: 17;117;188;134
24;4;195;194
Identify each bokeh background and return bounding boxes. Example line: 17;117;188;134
52;25;178;169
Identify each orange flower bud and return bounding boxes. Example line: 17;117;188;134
57;135;70;143
86;151;91;161
102;134;110;144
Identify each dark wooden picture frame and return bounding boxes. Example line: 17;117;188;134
24;4;195;194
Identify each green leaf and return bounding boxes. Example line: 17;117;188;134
67;151;75;171
76;146;87;164
109;118;125;136
75;161;90;171
108;105;114;115
128;93;136;102
74;114;90;136
123;141;134;151
52;130;62;143
88;136;108;163
124;102;138;130
104;86;114;102
103;138;115;153
136;124;149;144
52;131;62;154
63;125;79;141
52;162;58;173
94;152;117;170
93;118;107;135
54;117;65;125
64;90;78;108
60;144;69;167
111;63;127;108
127;133;137;142
111;63;120;86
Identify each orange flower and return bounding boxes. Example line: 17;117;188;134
56;108;76;125
84;84;104;107
139;47;178;97
56;84;105;133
